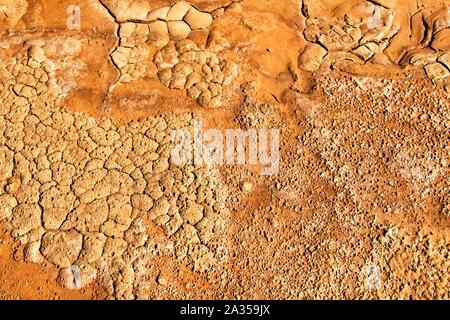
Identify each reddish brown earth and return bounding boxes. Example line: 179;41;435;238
0;0;449;299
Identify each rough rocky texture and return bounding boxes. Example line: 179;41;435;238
300;0;400;70
102;1;217;89
0;43;228;299
299;1;450;91
0;0;449;301
154;40;238;107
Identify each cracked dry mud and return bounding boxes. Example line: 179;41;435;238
0;0;449;300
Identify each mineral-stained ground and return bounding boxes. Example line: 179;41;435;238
0;0;448;300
